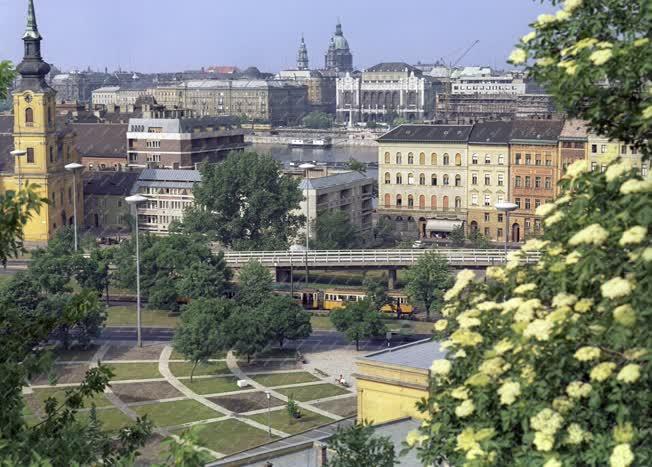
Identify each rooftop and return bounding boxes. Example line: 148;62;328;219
509;119;565;143
469;120;513;145
365;62;422;74
137;168;202;183
299;170;372;190
362;338;445;371
72;123;127;158
560;118;589;140
377;124;473;143
83;171;139;196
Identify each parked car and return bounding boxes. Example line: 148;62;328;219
412;240;426;249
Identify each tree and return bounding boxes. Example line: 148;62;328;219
373;217;398;247
312;210;360;250
468;229;492;249
75;248;113;304
404;251;453;321
449;225;466;247
236;260;274;307
391;117;409;128
330;300;386;351
224;309;271;363
173;299;231;382
0;61;15;101
363;276;391;312
412;2;652;466
302;111;333;129
346;158;367;173
327;422;397;467
182;152;305;250
258;295;312;348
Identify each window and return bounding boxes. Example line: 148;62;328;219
535;219;542;231
484;212;490;222
484;174;491;185
535;154;541;166
601;165;606;173
484;194;491;206
25;108;34;125
535;176;542;188
419;153;425;165
49;147;54;163
497;228;503;238
515;153;522;165
630;146;638;154
600;144;607;153
472;154;478;165
525;154;532;165
620;145;627;155
384;152;391;164
396;152;402;164
498;214;504;222
431;174;437;186
408;153;414;164
498;174;504;186
525;198;531;210
68;187;72;202
443;174;450;185
535;199;541;209
408;195;414;208
455;153;462;166
591;162;598;171
443;154;450;165
484;227;490;237
497;195;504;203
545;177;552;189
396;173;403;184
515;198;521;209
525;176;531;188
431;153;437;165
471;193;479;206
472;173;478;185
419;173;425;185
455;197;462;209
431;195;437;209
26;148;35;164
407;173;415;185
455;175;462;186
51;193;55;208
591;144;597;153
515;176;521;187
396;194;402;207
545;155;552;166
498;154;505;165
384;172;391;184
485;154;491;164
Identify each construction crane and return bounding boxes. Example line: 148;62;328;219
441;39;480;122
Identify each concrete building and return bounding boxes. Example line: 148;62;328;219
83;171;138;232
130;169;200;234
299;171;374;240
587;133;648;176
276;70;337;115
325;21;353;72
377;124;472;239
51;71;108;103
508;120;565;242
451;70;526;96
91;83;150;110
126;116;244;169
0;0;82;243
467;121;511;241
337;63;433;124
356;339;443;423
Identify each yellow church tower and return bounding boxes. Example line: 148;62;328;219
2;0;83;243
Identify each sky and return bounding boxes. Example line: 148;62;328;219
0;0;553;73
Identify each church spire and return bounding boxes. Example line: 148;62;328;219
24;0;41;39
297;35;309;71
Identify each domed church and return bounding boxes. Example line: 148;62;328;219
324;21;353;72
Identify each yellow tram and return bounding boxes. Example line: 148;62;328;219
281;288;416;317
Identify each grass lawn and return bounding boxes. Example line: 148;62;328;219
382;319;434;334
248;407;335;435
169;361;230;378
106;306;179;328
77;408;134;432
276;383;351;402
182;376;242;395
310;315;334;330
33;386;112;409
254;348;298;358
107;363;161;381
250;372;320;387
174;419;274;455
54;346;99;362
133;399;223;427
169;349;227;361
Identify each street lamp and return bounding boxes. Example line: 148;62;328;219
11;149;27;189
299;163;315;286
65;162;84;251
494;202;519;258
264;390;272;437
125;194;149;347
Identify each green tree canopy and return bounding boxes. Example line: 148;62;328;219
236;260;274;307
327;422;397;467
345;158;367;173
363;276;390;311
410;2;652;466
449;225;466;247
257;295;312;348
404;251;453;320
302;111;333;129
312;210;361;250
329;300;386;351
182;152;305;250
224;308;271;362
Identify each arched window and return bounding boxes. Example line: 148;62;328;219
384;172;391;184
443;174;450;185
396;152;402;164
443;153;450;165
443;196;449;210
25;108;34;125
384;193;391;207
455;196;462;209
431;153;437;165
455;153;462;166
384;152;391;164
455;174;462;186
396;194;403;207
431;174;437;186
419;152;425;165
472;153;478;165
407;173;414;185
419;195;425;209
407;152;414;164
396;173;403;184
407;195;414;208
419;173;425;185
431;195;437;209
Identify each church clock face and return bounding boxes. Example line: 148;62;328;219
24;94;32;103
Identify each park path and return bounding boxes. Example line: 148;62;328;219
225;351;346;421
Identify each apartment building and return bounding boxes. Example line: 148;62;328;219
508;120;565;242
83;171;138;232
559;119;589;177
130;169;200;234
467;121;511;241
377;124;472;239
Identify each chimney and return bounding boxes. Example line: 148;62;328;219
314;441;328;467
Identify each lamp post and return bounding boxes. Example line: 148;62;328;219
125;194;149;347
299;163;315;286
11;149;27;189
265;390;272;437
65;163;84;251
494;202;519;259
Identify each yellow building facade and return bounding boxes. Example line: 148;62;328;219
0;0;82;243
